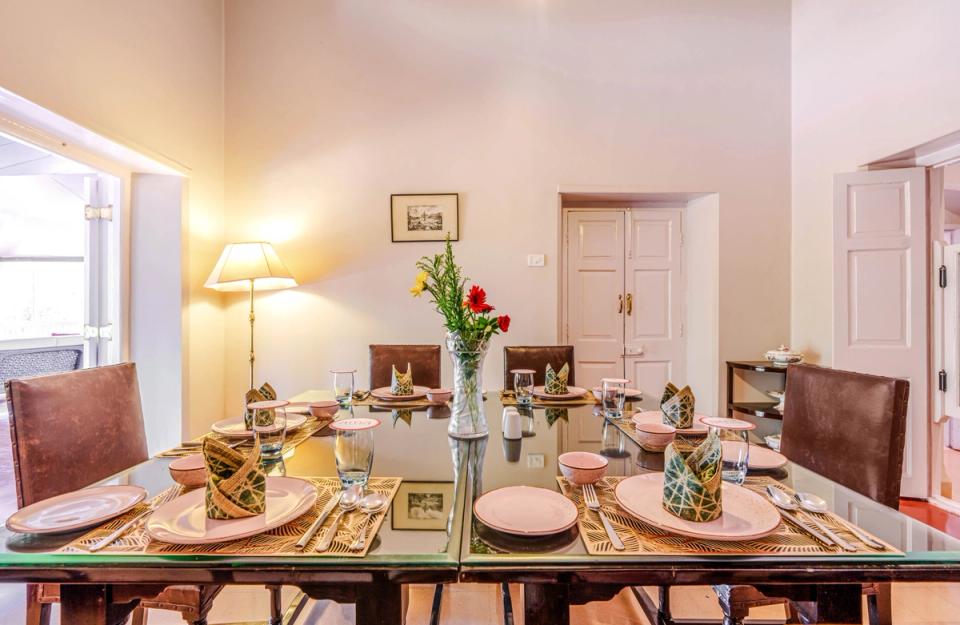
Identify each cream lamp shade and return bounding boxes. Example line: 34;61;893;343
205;242;297;292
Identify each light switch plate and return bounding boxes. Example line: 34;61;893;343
527;254;545;267
526;453;545;468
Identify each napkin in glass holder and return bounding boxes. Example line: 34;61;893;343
391;363;414;395
203;437;266;520
660;382;695;429
662;431;722;522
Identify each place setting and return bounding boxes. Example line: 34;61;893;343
500;364;596;407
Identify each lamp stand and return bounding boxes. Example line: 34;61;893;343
248;278;256;390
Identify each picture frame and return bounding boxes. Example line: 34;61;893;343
391;481;455;530
390;193;459;242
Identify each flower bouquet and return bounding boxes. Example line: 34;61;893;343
412;238;510;438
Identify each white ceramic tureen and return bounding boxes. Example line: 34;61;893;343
764;344;803;366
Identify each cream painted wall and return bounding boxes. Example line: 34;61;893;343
0;0;226;437
223;0;791;413
791;0;960;363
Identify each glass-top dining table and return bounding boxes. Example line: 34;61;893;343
1;392;959;625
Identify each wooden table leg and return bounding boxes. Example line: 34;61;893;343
60;585;137;625
356;581;406;625
524;583;569;625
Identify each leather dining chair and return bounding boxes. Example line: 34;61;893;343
502;345;575;389
369;344;441;389
4;363;223;625
712;363;909;625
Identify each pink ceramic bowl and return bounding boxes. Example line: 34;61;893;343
427;388;452;403
308;401;339;418
634;422;676;452
558;451;608;485
169;454;206;489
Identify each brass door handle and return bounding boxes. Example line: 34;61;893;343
626;293;633;315
618;294;623;313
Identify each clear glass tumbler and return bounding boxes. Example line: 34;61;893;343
331;417;379;489
601;378;629;418
512;369;535;405
701;416;754;485
248;399;289;461
331;369;356;407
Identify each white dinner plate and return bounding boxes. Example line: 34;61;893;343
370;386;431;401
473;486;579;536
614;473;780;541
6;485;147;534
723;442;788;470
531;386;589;401
632;411;709;434
146;476;317;545
211;413;308;438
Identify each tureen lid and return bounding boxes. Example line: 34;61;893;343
765;344;803;359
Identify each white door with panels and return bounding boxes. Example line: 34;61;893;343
833;168;928;499
565;209;685;410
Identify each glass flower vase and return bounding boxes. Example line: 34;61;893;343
446;332;489;439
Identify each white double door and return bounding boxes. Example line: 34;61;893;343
565;209;685;410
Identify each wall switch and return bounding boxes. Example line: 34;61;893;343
527;254;545;267
526;453;545;468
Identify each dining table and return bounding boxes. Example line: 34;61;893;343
1;392;959;625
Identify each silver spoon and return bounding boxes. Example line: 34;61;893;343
794;491;885;550
314;485;362;552
349;492;388;551
766;486;856;552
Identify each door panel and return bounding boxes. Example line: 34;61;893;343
625;209;684;410
834;168;927;498
566;211;625;388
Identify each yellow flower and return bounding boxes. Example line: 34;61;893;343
410;271;429;297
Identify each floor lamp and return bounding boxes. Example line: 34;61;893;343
205;241;297;389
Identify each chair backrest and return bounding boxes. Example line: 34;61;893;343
780;363;909;509
0;346;83;387
368;344;441;390
503;346;576;389
4;362;149;507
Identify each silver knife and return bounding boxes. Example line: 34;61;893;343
296;492;342;550
833;516;886;550
775;507;834;547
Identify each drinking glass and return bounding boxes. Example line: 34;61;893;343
601;378;629;417
512;369;535;405
248;399;289;461
331;369;356;407
331;417;379;489
702;416;754;485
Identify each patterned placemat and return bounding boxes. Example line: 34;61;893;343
558;476;901;557
499;391;599;407
157;416;332;458
60;477;401;558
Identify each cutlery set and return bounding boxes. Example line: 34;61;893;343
765;485;883;551
297;485;388;552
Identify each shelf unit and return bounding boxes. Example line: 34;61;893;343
726;360;787;421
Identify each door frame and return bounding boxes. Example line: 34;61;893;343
865;131;960;506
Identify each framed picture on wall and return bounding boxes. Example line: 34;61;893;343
391;481;454;530
390;193;459;242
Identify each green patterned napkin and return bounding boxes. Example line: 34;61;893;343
203;437;266;520
544;362;570;394
391;363;413;395
662;431;722;522
660;382;695;429
244;382;277;430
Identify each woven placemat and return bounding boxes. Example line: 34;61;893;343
60;477;401;558
499;391;599;407
558;476;901;557
157;416;332;458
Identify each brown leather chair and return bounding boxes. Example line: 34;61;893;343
5;363;222;625
713;364;909;625
502;346;575;389
369;344;441;389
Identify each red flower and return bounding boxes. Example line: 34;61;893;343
465;285;493;313
497;315;511;332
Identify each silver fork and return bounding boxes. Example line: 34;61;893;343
582;483;624;551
